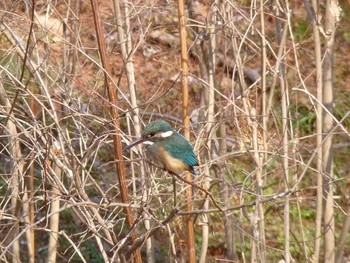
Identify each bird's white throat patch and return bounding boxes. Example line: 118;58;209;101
160;131;173;138
143;141;154;145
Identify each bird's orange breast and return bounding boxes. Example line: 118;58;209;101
158;147;192;175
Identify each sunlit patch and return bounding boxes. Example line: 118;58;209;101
143;141;154;145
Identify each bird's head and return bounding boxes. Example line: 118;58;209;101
124;120;174;150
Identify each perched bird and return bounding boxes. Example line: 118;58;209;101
124;120;199;175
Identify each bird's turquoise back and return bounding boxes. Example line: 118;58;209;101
162;132;198;174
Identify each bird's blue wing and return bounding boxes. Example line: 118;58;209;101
165;132;199;174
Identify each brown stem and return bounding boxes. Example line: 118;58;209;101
177;0;195;262
89;0;141;262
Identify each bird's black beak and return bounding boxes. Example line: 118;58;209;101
123;138;146;152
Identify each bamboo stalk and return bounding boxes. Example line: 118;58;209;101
310;0;323;260
322;0;341;261
113;0;153;261
198;4;217;262
47;164;61;263
25;81;35;263
256;0;267;260
89;0;142;262
177;0;196;261
280;43;290;263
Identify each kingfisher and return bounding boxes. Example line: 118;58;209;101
124;119;199;175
